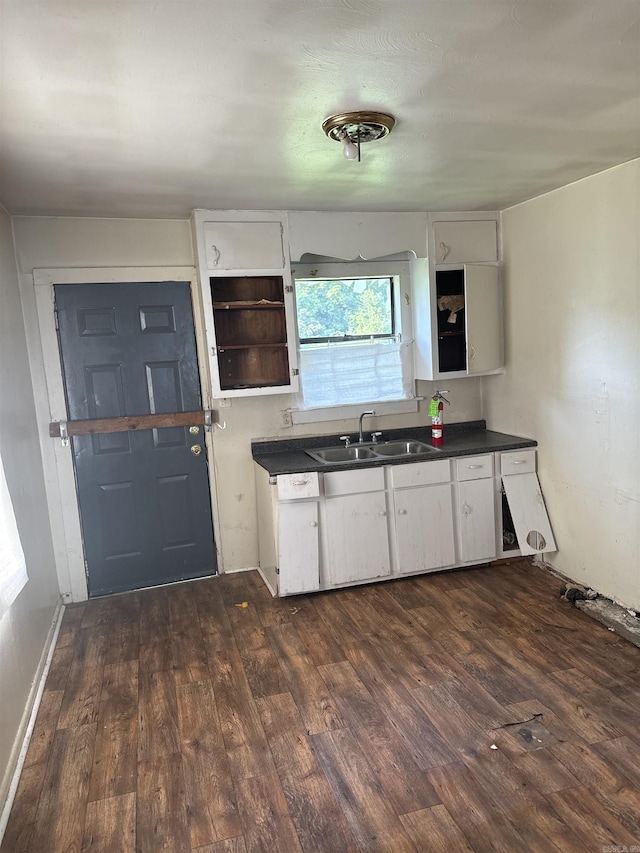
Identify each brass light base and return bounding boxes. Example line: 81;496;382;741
322;111;396;145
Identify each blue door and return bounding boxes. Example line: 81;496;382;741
55;281;217;596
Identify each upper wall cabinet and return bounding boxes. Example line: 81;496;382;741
192;210;299;398
413;212;503;380
288;211;428;261
202;220;286;271
432;219;498;264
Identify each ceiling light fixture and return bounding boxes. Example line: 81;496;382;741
322;111;395;162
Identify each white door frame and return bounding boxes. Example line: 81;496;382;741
27;266;222;602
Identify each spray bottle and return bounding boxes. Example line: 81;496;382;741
429;390;450;447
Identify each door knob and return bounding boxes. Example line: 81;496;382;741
191;444;202;456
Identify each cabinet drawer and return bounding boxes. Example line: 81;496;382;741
389;459;451;488
455;454;493;481
500;449;536;476
433;220;498;264
323;467;385;497
277;472;320;500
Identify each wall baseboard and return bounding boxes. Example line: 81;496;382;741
0;599;65;844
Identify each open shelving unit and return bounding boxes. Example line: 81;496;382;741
210;276;291;390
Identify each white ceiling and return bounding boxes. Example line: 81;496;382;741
1;0;639;218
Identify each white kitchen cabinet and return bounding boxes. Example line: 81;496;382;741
496;450;557;558
323;468;391;586
500;451;557;556
432;219;498;264
389;459;455;574
191;210;299;398
455;454;496;563
456;479;497;563
194;210;287;271
414;263;502;380
254;467;321;596
278;501;320;595
392;483;456;574
254;445;555;597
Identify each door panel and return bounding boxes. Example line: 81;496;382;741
456;478;496;563
55;281;216;596
464;264;502;374
503;472;557;555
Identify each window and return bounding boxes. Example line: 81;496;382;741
291;261;415;417
0;452;28;620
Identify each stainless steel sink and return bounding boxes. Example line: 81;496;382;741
372;440;435;457
306;445;379;464
306;439;438;465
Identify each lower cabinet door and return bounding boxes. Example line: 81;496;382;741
278;501;320;595
394;484;456;574
324;492;391;586
456;478;497;562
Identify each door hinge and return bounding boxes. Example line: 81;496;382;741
292;368;299;376
275;566;280;575
285;284;294;294
84;559;89;578
54;308;59;330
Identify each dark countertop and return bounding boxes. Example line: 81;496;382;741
252;420;536;476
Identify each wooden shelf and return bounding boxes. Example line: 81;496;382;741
211;274;291;389
218;343;287;351
213;300;285;310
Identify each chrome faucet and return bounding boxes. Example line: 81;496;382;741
358;410;376;444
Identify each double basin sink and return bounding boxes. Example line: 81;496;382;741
306;439;439;465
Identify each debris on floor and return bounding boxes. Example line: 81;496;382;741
235;601;249;608
491;712;559;752
559;582;597;603
576;597;640;649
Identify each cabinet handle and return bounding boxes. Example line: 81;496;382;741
463;502;471;517
398;509;407;515
512;460;526;465
309;521;318;527
292;479;309;486
210;244;220;266
439;241;450;262
469;343;476;361
468;464;483;469
379;510;387;516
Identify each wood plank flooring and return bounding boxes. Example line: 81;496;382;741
4;558;640;852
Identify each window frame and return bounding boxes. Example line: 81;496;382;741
289;260;417;423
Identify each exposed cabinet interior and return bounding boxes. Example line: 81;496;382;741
436;268;466;372
414;262;502;380
192;209;298;398
501;491;519;552
210;275;291;390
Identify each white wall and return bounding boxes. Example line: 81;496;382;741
483;160;640;608
0;208;60;810
12;215;482;576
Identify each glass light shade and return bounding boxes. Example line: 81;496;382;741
342;138;359;160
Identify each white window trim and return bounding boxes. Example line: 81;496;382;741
290;260;415;423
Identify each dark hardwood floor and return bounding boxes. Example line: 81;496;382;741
3;558;640;852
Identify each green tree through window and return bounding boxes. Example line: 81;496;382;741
295;278;393;342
